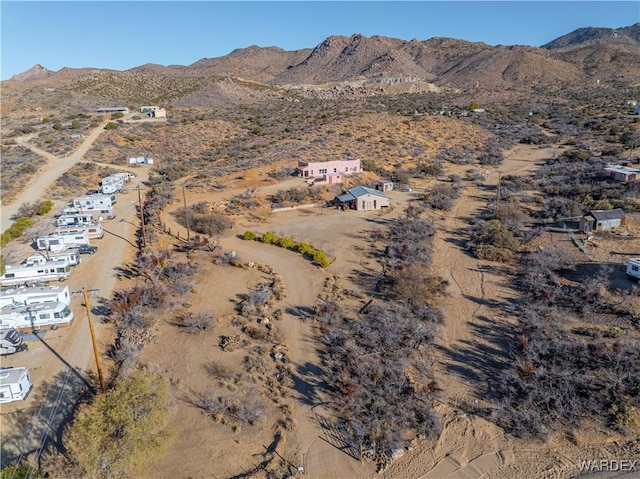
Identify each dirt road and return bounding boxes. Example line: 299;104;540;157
0;125;150;469
1;115;137;232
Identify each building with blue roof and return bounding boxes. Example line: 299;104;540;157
336;186;390;211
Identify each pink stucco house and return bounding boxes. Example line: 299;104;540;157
296;157;361;179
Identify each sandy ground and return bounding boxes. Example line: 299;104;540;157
154;144;639;479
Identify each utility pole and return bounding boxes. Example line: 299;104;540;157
182;183;191;240
494;171;502;218
136;185;146;249
82;288;105;393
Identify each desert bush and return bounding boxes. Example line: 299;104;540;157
0;462;43;479
1;217;34;246
181;310;216;333
260;231;279;244
278;236;295;249
468;219;520;262
65;368;172;479
242;230;257;241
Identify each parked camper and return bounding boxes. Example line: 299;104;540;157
56;213;95;227
0;285;71;308
0;367;33;403
25;249;80;267
62;206;115;221
1;301;74;331
73;194;115;211
627;258;640;282
0;328;27;355
37;231;90;252
0;261;71;287
55;222;104;240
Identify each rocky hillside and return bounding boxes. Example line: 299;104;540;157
2;24;639;123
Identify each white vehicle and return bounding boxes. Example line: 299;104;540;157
56;213;95;227
55;222;104;240
627;258;640;282
73;194;116;210
25;249;80;267
0;261;71;287
37;231;90;252
0;367;33;403
63;206;115;221
0;285;71;307
0;301;74;331
0;328;27;355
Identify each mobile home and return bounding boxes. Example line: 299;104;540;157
0;285;71;308
0;301;74;331
55;222;104;240
73;194;116;210
25;249;80;267
37;231;90;252
56;213;95;227
627;258;640;282
0;261;71;287
62;206;115;221
0;367;33;403
0;327;27;355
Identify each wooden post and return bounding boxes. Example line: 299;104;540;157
137;185;146;249
84;288;105;393
182;183;191;240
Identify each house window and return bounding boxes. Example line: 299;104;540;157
632;265;639;272
374;200;377;209
362;201;365;209
39;314;47;320
319;169;327;174
334;168;337;173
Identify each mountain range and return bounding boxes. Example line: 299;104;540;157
4;23;640;111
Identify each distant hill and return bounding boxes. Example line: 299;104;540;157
3;23;639;118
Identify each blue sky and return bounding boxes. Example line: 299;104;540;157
2;1;638;80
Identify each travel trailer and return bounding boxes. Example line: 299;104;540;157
627;258;640;282
0;367;33;403
0;285;71;308
0;261;71;287
0;327;27;355
55;222;104;240
100;173;133;194
0;301;74;331
24;249;80;267
37;231;90;252
63;206;115;221
73;194;116;210
56;213;95;227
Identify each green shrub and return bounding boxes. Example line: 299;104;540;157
104;122;118;130
297;242;314;256
37;200;54;215
278;236;295;249
312;249;330;268
260;231;278;244
66;368;172;478
242;230;256;241
0;462;42;479
1;217;33;246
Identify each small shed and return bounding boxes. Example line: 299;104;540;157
376;181;394;192
579;209;627;233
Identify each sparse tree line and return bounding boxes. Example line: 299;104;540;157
242;229;331;268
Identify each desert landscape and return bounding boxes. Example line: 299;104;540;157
1;22;640;479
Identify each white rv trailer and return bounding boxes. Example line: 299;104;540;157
627;258;640;282
101;177;125;195
0;285;71;307
62;206;115;221
0;367;33;403
0;301;74;331
55;222;104;240
25;249;80;267
73;194;116;210
37;231;90;252
56;213;95;227
0;261;71;287
0;327;27;355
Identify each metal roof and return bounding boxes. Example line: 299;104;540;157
346;186;390;199
590;209;626;221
